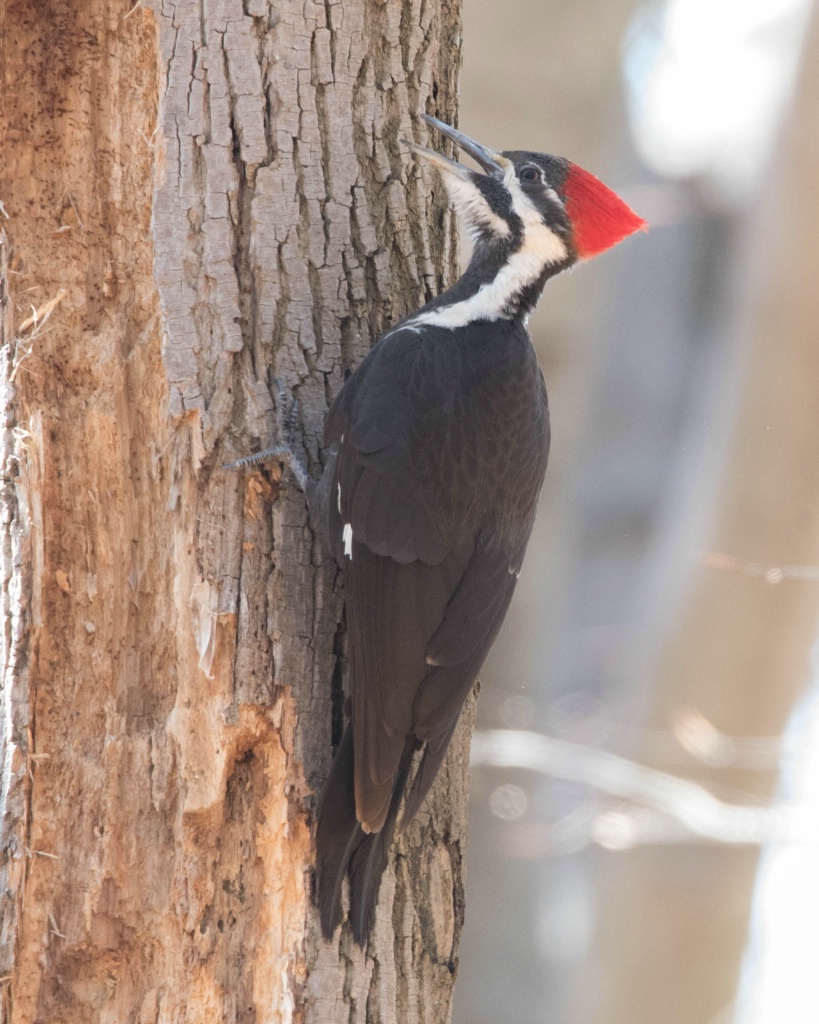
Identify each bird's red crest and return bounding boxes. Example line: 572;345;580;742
564;163;647;259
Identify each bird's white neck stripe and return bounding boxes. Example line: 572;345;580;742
412;222;567;329
404;163;569;329
410;243;559;328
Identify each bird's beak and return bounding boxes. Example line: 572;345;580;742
402;114;508;180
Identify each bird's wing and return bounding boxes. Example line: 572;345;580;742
326;326;453;565
342;540;474;829
398;537;520;823
325;327;461;828
325;324;547;830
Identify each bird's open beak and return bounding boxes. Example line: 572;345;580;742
402;114;507;180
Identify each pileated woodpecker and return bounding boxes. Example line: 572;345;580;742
313;115;645;943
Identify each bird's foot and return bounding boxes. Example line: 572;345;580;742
221;380;309;492
221;444;309;491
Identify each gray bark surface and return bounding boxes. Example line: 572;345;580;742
0;0;466;1020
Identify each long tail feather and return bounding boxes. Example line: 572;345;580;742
316;726;360;938
347;738;417;943
398;719;459;831
316;726;418;944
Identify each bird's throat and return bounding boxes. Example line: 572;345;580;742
413;233;566;329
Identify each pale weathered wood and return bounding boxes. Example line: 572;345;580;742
0;0;466;1020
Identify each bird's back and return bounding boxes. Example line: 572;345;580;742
315;315;549;942
313;112;644;945
326;316;550;563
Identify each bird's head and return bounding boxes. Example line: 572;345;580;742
404;115;646;273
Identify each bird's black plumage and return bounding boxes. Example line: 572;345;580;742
314;115;645;944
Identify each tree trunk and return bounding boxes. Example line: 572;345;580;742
0;2;465;1021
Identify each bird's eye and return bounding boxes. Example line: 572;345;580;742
519;165;542;184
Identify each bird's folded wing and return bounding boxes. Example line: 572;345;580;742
342;533;521;830
414;539;518;738
324;325;537;829
401;541;519;825
326;326;456;565
344;541;474;829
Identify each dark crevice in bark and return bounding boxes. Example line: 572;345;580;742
271;243;291;377
307;261;324;365
330;614;347;750
225;55;259;364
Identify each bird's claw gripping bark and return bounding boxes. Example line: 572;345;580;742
221;380;309;491
221;444;309;491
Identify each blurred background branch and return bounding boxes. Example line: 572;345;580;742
471;728;819;846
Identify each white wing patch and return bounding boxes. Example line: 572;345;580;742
337;482;342;514
343;523;354;559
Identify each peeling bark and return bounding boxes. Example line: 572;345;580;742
0;0;465;1021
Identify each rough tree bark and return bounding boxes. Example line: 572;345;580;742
0;1;467;1021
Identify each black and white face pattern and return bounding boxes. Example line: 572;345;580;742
403;118;579;326
449;151;573;261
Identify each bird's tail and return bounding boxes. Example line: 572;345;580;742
316;725;417;944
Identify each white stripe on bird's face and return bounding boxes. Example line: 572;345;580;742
410;165;568;328
504;168;568;267
439;172;513;243
343;523;353;559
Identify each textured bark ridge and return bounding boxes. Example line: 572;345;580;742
0;1;465;1022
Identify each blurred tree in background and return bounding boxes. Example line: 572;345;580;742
457;2;819;1023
